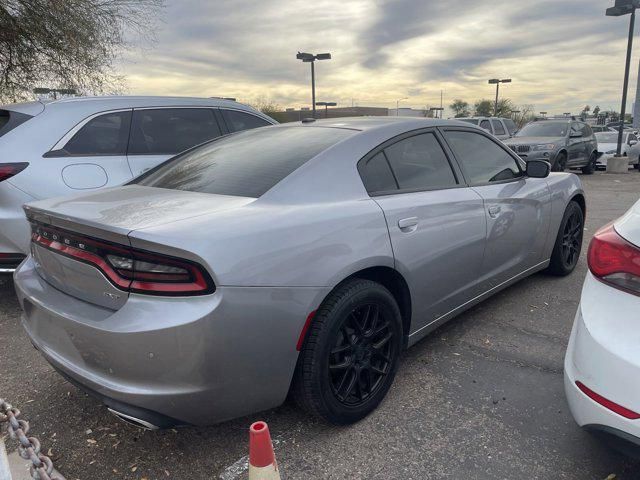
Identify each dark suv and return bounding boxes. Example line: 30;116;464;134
503;120;598;173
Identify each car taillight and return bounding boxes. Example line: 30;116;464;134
30;222;214;296
0;162;28;182
587;224;640;295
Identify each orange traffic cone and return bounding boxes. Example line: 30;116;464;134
249;421;280;480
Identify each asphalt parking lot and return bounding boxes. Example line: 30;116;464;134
1;171;640;480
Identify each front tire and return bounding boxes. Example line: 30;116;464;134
552;152;567;172
293;279;403;425
581;152;596;174
546;201;584;276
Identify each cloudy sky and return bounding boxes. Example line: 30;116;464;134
118;0;640;116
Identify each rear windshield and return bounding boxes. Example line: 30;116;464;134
596;132;620;143
0;110;32;137
135;126;355;197
458;119;479;125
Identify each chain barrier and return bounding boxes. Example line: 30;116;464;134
0;399;65;480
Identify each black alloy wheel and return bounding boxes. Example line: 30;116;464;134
328;303;394;406
547;200;584;276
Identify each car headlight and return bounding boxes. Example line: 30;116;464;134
533;144;555;151
605;150;617;154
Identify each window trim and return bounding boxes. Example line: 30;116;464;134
126;106;225;156
44;108;133;158
439;126;526;187
357;127;464;197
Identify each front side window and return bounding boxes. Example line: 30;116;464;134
479;120;491;132
570;123;582;137
128;108;221;155
444;130;522;185
222;110;271;133
581;124;592;137
382;133;457;191
136;126;354;198
64;111;131;156
491;119;506;135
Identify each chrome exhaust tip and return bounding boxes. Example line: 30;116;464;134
107;408;161;430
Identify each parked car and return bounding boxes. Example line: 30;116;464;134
503;120;598;174
590;125;614;133
0;96;276;272
565;199;640;455
14;117;585;427
594;131;640;170
456;116;517;140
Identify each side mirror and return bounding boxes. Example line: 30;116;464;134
526;160;551;178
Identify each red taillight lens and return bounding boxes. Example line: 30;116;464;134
587;224;640;295
30;222;214;296
576;381;640;419
0;162;29;182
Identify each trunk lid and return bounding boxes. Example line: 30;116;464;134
615;198;640;248
25;186;253;308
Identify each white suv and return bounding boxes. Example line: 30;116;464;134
456;117;517;140
0;96;276;271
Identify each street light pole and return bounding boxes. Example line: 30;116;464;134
606;0;640;162
396;97;407;116
488;78;512;116
296;52;331;118
618;8;635;156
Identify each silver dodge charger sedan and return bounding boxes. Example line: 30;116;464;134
14;117;585;428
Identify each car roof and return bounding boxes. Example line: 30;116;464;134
278;116;475;132
46;95;249;109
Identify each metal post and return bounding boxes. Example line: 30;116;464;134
494;83;499;116
0;438;11;480
635;53;640;128
311;61;316;119
617;9;636;155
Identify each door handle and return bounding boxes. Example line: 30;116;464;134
398;217;418;231
488;205;501;218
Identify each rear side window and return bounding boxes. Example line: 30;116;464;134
359;152;398;193
0;110;33;138
444;130;522;185
383;133;457;191
222;110;271;132
503;119;517;135
128;108;222;155
64;111;131;156
136;126;354;198
491;119;506;136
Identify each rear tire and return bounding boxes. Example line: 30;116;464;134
581;152;596;174
292;279;403;425
552;152;567;172
546;201;584;276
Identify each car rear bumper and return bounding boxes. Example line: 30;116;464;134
564;273;640;443
0;181;34;259
14;256;330;426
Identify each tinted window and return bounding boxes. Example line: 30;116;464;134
383;133;457;190
222;110;271;132
0;110;32;138
570;123;582;137
64;111;131;155
581;123;592;137
444;130;522;185
516;122;568;137
458;119;479;125
503;118;517;135
491;119;506;135
630;134;637;142
359;152;398;194
479;120;491;132
136;126;353;198
128;108;221;155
